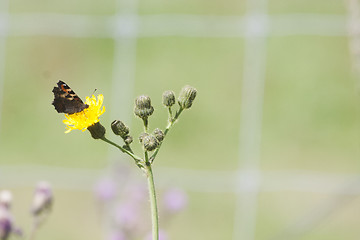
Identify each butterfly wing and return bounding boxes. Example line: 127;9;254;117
52;81;89;114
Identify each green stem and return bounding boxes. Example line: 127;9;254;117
28;223;37;240
145;150;149;164
168;107;173;122
100;136;143;164
28;215;45;240
124;143;134;154
150;107;184;162
145;163;159;240
143;118;149;132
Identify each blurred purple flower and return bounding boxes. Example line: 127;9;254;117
94;178;117;202
31;181;53;216
124;183;147;203
114;202;139;230
0;190;15;240
109;231;126;240
0;208;12;240
0;191;12;210
144;229;168;240
163;188;188;213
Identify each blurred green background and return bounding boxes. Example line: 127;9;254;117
0;0;359;239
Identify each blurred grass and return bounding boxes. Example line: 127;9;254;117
256;191;360;239
11;187;102;240
264;36;360;173
268;0;346;14
9;0;116;15
135;37;244;171
0;37;114;168
167;192;236;240
138;0;246;15
0;0;359;240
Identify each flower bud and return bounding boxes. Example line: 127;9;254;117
124;136;133;145
134;95;154;120
31;182;53;216
142;134;159;152
162;90;175;107
153;128;164;142
178;85;197;109
87;122;106;139
139;132;149;143
0;191;12;210
111;120;130;138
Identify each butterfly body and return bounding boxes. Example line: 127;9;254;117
52;81;89;114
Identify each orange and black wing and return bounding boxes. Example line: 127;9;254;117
52;80;89;114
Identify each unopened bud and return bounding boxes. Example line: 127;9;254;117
31;182;53;216
111;120;130;138
139;132;149;143
134;95;154;120
87;122;106;139
162;90;176;107
178;85;197;109
124;135;133;145
153;128;164;142
142;134;159;152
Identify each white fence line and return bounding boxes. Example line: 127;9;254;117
233;0;268;239
0;0;9;134
0;6;358;240
1;165;359;195
2;14;348;38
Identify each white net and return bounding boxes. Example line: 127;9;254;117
0;0;358;239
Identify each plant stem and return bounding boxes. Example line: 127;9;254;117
145;150;149;164
28;217;42;240
100;136;143;164
143;118;149;132
150;107;184;162
28;223;37;240
168;107;173;122
145;163;159;240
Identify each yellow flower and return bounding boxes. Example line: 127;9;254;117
63;94;105;133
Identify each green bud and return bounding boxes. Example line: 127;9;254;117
162;90;176;107
135;95;152;109
142;134;159;151
139;132;149;143
178;85;197;109
134;95;154;120
87;122;106;139
153;128;164;142
124;135;133;145
111;120;130;138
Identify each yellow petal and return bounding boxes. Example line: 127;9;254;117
62;94;105;133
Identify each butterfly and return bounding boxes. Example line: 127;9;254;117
52;80;89;114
